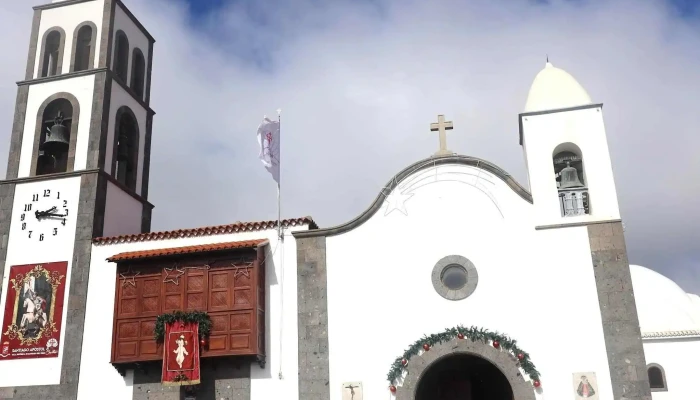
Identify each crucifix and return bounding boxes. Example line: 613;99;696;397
344;383;359;400
430;114;454;156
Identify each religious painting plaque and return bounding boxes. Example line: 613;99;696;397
342;382;363;400
0;262;67;360
162;321;201;385
572;372;599;399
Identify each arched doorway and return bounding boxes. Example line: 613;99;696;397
393;337;536;400
416;353;513;400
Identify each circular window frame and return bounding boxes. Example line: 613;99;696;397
431;255;478;301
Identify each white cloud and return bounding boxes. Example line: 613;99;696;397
0;0;698;293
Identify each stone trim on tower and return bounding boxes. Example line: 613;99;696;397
33;0;96;11
88;71;112;170
140;111;153;199
517;103;603;145
588;221;652;399
30;92;81;176
24;10;42;81
0;183;17;293
145;40;154;104
5;86;30;180
98;0;117;69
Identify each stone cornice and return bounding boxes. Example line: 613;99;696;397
642;330;700;339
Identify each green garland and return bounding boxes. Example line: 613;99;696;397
387;325;540;385
153;311;212;342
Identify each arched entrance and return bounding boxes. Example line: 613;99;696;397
394;338;536;400
416;353;513;400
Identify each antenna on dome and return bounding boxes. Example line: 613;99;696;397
546;54;549;63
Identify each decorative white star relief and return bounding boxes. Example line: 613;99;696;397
163;265;185;285
382;177;414;216
120;269;140;288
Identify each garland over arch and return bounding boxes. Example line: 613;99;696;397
387;325;541;386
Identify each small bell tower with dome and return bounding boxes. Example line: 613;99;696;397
519;61;621;227
520;62;653;400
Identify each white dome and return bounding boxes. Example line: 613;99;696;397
524;62;592;113
690;294;700;321
630;265;700;333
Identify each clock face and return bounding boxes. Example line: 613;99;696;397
16;187;72;242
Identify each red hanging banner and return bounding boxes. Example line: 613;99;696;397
162;321;201;386
0;262;68;360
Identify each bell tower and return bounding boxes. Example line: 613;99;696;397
519;62;653;400
518;62;621;228
0;0;155;398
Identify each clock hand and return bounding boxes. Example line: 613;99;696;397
43;211;67;218
35;207;58;219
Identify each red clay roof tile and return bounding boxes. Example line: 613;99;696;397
94;217;316;245
106;239;269;262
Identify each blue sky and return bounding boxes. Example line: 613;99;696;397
184;0;700;18
0;0;698;296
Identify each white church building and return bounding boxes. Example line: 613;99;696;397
0;0;697;399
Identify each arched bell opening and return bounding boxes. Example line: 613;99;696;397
35;98;74;175
416;353;513;400
112;106;140;191
130;48;146;98
114;30;130;83
553;142;590;217
39;28;66;78
71;22;97;72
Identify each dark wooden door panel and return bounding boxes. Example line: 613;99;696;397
111;254;265;364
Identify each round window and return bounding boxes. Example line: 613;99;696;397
441;264;467;290
431;255;478;301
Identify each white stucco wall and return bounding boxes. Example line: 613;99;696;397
76;225;306;400
33;0;105;79
17;75;96;178
112;3;151;102
644;338;700;400
521;106;621;227
104;82;147;193
324;163;613;400
102;180;144;237
0;177;81;387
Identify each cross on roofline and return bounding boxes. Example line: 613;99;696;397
430;114;454;156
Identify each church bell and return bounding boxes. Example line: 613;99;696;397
40;112;70;154
117;134;129;161
559;161;584;189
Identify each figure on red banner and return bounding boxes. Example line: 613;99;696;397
174;335;189;368
576;375;596;398
20;290;47;338
162;322;200;385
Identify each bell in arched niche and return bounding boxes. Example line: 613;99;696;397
117;133;130;162
559;161;584;189
40;111;70;155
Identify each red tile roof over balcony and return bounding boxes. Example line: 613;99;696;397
94;217;317;245
106;239;269;262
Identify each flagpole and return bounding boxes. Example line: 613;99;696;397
276;108;284;381
277;108;282;241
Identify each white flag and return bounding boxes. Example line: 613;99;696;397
257;117;280;184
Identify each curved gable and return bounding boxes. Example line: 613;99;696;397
294;155;531;238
